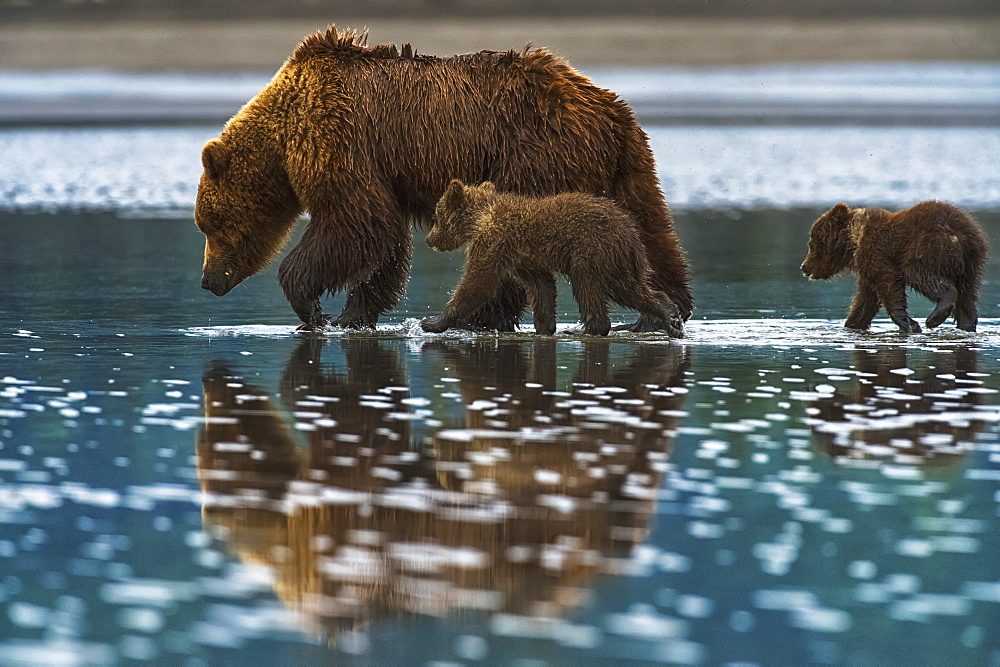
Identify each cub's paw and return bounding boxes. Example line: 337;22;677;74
420;316;450;333
926;306;953;329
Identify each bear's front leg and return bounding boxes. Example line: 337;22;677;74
278;238;333;331
292;299;331;332
336;230;411;329
460;278;525;332
844;282;880;331
423;251;505;334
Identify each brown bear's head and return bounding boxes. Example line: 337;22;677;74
426;180;498;252
195;135;302;296
801;203;856;280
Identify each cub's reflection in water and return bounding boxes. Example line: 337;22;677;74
806;346;991;467
197;338;689;642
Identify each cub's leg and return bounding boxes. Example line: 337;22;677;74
876;278;921;333
925;284;957;329
516;268;558;336
843;282;881;331
955;288;979;332
420;251;504;334
459;278;525;332
611;281;684;338
570;274;611;336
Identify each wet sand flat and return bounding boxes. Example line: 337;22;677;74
2;16;999;71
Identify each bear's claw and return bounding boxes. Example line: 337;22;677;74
295;313;332;333
612;318;685;338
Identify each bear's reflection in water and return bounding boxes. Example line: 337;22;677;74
806;347;990;467
197;337;689;642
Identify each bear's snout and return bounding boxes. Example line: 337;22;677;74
800;262;812;278
425;229;443;252
201;270;238;296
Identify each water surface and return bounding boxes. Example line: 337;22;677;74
1;64;999;665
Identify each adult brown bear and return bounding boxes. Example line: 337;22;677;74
194;26;691;331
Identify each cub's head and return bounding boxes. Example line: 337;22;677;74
194;136;301;296
800;203;856;280
426;180;498;252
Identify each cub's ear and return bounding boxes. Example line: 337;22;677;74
480;181;497;193
201;139;230;182
444;179;465;204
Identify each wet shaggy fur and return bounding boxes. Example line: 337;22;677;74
193;25;691;330
419;181;683;337
801;201;989;333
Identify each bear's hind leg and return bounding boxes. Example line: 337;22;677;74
611;283;684;338
637;220;693;322
955;290;979;332
925;284;957;329
571;275;611;336
876;279;921;333
516;269;558;336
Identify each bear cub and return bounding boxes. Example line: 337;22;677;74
801;200;988;333
420;180;683;337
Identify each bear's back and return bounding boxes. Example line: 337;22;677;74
479;191;641;272
894;201;982;236
279;27;639;205
852;201;988;274
882;201;984;250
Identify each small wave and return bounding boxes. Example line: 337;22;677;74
181;318;1000;348
182;324;300;338
681;318;1000;348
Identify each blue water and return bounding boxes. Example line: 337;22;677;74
1;63;999;665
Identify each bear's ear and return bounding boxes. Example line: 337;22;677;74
830;203;851;221
444;179;465;205
480;181;497;194
201;139;230;182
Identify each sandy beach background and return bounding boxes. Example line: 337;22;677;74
3;15;999;72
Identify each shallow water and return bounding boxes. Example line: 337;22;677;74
2;209;999;665
2;64;1000;665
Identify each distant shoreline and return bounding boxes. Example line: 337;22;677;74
2;16;999;71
